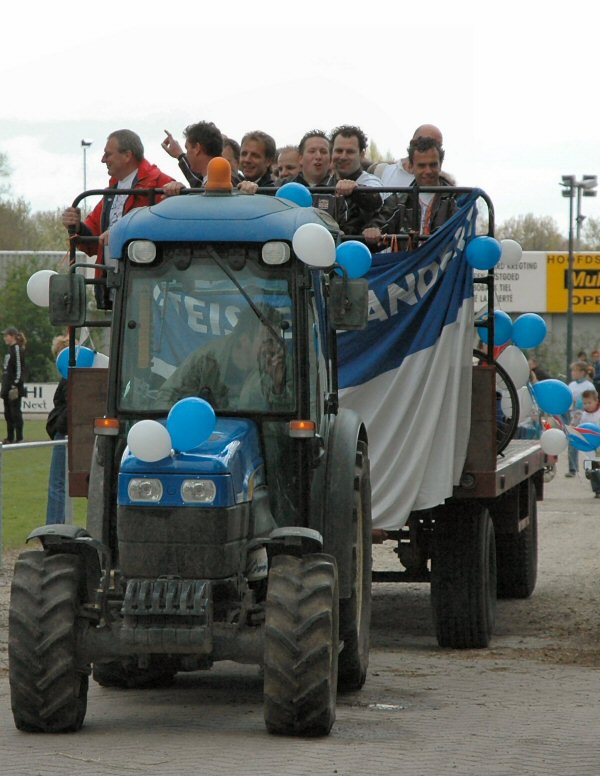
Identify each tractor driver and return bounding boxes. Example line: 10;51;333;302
157;304;290;411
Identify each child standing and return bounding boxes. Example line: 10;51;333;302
580;389;600;497
565;361;595;477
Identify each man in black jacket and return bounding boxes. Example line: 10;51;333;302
161;121;241;190
364;136;456;247
329;124;383;236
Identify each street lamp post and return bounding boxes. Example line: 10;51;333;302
81;139;93;192
560;174;598;378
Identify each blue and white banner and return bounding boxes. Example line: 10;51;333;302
338;192;479;529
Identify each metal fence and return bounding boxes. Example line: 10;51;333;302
0;439;73;567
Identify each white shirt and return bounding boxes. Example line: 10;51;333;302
109;170;137;227
378;161;414;199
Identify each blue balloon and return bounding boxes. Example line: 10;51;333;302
56;345;96;378
335;241;372;279
77;346;95;368
568;422;600;453
465;236;502;270
478;310;512;346
167;397;216;452
532;379;572;416
276;182;313;208
56;347;70;379
512;313;547;349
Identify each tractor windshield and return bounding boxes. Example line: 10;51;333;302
119;245;294;414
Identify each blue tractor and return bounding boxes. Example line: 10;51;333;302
8;168;372;736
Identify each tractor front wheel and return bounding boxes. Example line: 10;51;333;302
263;553;339;736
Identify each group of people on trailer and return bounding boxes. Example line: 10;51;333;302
61;121;458;275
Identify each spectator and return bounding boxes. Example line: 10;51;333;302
222;136;241;176
565;360;595;477
371;124;448;195
1;327;27;444
294;130;334;187
329;124;383;236
46;335;70;524
162;121;225;187
364;136;456;247
580;389;600;497
275;145;301;185
591;349;600;392
528;355;550;383
63;129;173;308
238;131;277;189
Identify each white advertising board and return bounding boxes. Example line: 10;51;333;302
21;383;58;415
474;251;547;313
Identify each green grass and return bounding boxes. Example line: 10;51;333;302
1;420;87;550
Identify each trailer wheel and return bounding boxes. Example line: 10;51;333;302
9;551;89;732
93;657;177;689
338;441;372;691
496;482;538;599
431;504;496;648
264;554;339;736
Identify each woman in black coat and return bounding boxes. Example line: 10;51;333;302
1;327;27;444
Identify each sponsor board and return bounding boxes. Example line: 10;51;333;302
21;383;57;414
547;253;600;313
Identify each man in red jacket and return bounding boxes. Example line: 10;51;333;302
62;129;173;307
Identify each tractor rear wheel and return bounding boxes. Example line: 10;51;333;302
338;441;372;691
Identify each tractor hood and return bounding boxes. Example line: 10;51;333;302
118;418;264;508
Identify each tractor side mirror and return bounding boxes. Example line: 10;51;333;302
49;274;87;327
329;276;369;330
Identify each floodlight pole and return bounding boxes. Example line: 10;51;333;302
560;174;598;379
81;139;93;193
565;184;575;380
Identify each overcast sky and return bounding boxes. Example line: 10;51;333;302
1;2;597;235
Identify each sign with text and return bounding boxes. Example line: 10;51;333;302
22;383;58;414
474;251;547;313
546;253;600;313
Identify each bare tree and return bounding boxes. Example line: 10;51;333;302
495;213;567;251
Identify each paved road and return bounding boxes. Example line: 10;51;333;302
1;455;599;775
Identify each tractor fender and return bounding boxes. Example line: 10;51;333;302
318;408;367;599
26;525;106;601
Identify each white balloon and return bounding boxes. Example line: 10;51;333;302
500;386;533;423
497;345;530;390
127;420;172;462
292;223;336;267
27;269;58;307
517;385;534;423
500;239;522;267
540;428;568;456
93;352;110;368
500;390;514;418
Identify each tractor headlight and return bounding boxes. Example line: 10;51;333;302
128;478;163;502
262;241;290;265
128;240;157;264
181;479;217;503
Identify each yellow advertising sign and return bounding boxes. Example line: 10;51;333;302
546;253;600;312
